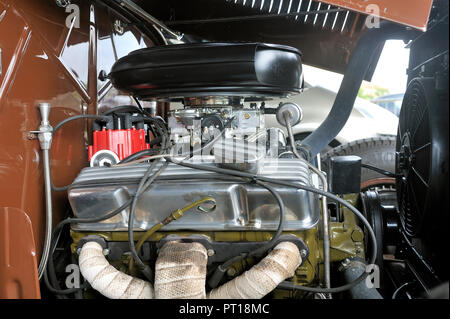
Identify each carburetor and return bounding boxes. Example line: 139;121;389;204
168;98;264;154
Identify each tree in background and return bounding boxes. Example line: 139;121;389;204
358;82;390;100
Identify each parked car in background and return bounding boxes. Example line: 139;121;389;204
371;93;405;116
265;84;399;151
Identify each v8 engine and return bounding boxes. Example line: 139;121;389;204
49;43;375;299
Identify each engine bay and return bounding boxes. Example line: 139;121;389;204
47;42;374;299
0;0;448;303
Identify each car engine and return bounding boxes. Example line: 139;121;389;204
53;42;371;299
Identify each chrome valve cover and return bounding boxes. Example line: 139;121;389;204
68;157;319;232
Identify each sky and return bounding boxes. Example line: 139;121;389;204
303;40;410;94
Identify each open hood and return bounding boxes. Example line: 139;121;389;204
128;0;435;78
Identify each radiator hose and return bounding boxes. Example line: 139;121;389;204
299;22;413;157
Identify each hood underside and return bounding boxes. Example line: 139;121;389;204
132;0;433;78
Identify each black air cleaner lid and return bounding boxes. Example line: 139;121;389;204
109;42;303;100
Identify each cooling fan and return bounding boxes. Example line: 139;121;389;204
396;77;448;242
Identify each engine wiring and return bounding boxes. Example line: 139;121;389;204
44;199;133;295
283;110;332;293
164;157;378;294
114;154;172;166
207;179;287;289
129;196;217;273
42;108;169;294
43;108;379;297
118;148;159;164
50;114;113;192
361;163;397;178
392;281;415;299
125;155;285;283
127;159;169;281
52;114;112;133
48;108;169;191
112;116;233;167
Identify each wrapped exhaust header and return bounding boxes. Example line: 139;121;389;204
79;241;153;299
208;241;301;299
78;240;301;299
155;241;208;299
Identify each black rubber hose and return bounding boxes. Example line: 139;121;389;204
53;198;133;236
101;103;169;151
50;173;70;192
133;96;147;114
46;223;67;298
141;117;170;152
129;115;169;153
43;269;88;295
51;114;113;191
118;148;159;164
101;105;144;115
341;260;383;299
49;111;167;191
250;181;286;256
44;225;90;296
128;160;169;280
361;163;396;178
300;22;412;157
43;198;133;295
46;208;77;295
392;282;414;299
52;115;112;133
149;136;162;147
126;160;159;277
